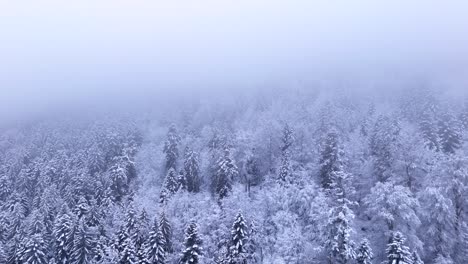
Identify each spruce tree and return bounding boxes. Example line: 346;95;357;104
184;147;201;193
159;212;172;254
277;151;292;185
70;220;95;264
280;123;294;153
319;130;341;189
226;212;249;264
419;101;440;151
278;123;294;185
385;232;411;264
180;222;202;264
163;124;181;171
160;168;180;204
119;237;138;264
355;239;373;264
53;209;75;264
212;148;238;200
20;233;48;264
370;115;400;182
437;113;461;154
145;219;166;264
326;169;355;264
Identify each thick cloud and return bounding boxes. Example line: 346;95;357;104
0;0;467;123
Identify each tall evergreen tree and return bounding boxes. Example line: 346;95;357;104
419;100;440;151
53;209;75;264
145;219;166;264
183;147;201;193
20;234;48;264
385;232;411;264
159;212;172;254
280;123;294;153
319;129;341;189
370;115;400;182
119;237;138;264
355;239;373;264
163;124;181;171
278;123;294;185
325;169;355;264
160;168;180;204
226;213;249;264
421;187;455;261
277;151;292;185
212;148;238;200
180;222;203;264
70;220;95;264
437;113;461;154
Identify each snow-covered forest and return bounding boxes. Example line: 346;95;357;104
0;86;467;264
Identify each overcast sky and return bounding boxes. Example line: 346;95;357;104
1;0;468;123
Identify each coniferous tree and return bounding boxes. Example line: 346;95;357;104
145;219;166;264
226;212;249;264
278;124;294;185
280;123;294;153
421;187;455;261
370;115;400;182
437;113;461;154
70;220;95;264
183;147;201;193
160;168;180;204
180;222;202;264
159;212;172;254
20;233;48;264
212;148;238;200
385;232;411;264
355;239;373;264
419;100;440;151
119;237;138;264
325;169;355;264
319;129;341;189
277;151;292;185
163;124;181;172
53;209;75;264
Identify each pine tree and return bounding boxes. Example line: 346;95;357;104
53;209;75;264
319;130;341;189
212;148;238;200
180;222;203;264
226;212;249;264
74;197;89;219
355;239;373;264
437;113;461;154
421;187;455;260
163;124;181;171
119;237;138;264
70;220;95;264
145;219;166;264
370;115;400;182
325;171;355;264
159;212;172;254
419;101;440;151
280;123;294;153
385;232;411;264
277;151;292;184
184;147;201;193
20;233;48;264
277;124;294;185
160;168;180;204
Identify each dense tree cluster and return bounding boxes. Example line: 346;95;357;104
0;87;467;263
